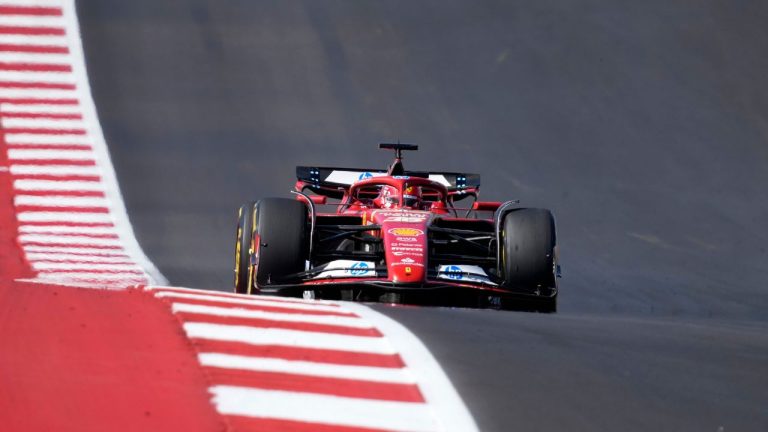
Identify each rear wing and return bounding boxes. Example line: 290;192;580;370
296;166;480;199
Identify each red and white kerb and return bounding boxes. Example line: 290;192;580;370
148;286;478;432
0;0;164;288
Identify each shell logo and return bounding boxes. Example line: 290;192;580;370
388;227;424;236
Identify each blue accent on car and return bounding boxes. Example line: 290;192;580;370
349;261;370;276
358;172;373;180
445;265;463;280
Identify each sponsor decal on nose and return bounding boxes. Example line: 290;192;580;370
388;227;424;236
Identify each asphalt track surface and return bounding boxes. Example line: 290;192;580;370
76;1;767;431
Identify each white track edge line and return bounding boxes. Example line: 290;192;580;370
59;0;166;285
343;302;479;432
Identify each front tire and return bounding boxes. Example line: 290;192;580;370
253;198;308;288
501;208;558;312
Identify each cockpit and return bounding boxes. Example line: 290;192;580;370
346;179;449;212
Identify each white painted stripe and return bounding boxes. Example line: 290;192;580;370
15;277;140;290
148;285;340;306
15;195;108;207
0;71;74;85
344;303;479;431
0;16;65;29
10;165;100;176
0;52;70;66
8;149;94;160
31;262;143;272
156;292;346;313
183;323;394;355
210;386;437;432
171;302;371;328
1;117;85;129
17;211;112;223
0;103;80;114
200;353;413;384
0;87;77;100
26;253;130;264
14;179;102;191
25;254;131;263
36;273;148;281
18;233;122;247
5;134;91;145
19;225;114;235
22;245;126;256
0;0;63;8
0;34;66;47
18;233;118;246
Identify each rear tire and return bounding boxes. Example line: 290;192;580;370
234;201;256;294
501;208;558;312
253;198;308;288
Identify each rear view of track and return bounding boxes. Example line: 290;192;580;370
68;1;768;431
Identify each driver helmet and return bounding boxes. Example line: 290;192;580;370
374;185;400;209
402;185;422;209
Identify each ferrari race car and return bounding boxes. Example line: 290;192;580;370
234;143;560;312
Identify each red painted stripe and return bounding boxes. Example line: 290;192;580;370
7;144;92;151
10;159;96;166
0;44;68;54
36;268;144;274
0;80;74;89
226;416;391;432
2;128;86;135
16;221;113;227
28;259;134;265
176;312;382;337
0;62;71;72
10;174;100;182
192;340;405;368
0;6;63;16
160;297;357;318
0;98;78;105
1;112;82;120
205;368;425;403
21;231;118;239
19;242;122;250
16;222;114;231
0;282;225;432
13;190;104;198
20;248;127;258
0;26;65;36
15;205;109;213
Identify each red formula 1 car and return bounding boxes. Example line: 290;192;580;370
234;144;560;312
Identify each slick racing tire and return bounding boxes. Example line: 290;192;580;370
501;208;558;312
253;198;308;288
234;201;257;294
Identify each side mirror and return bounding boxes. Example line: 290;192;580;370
296;194;327;205
473;201;502;211
309;195;327;205
430;201;447;212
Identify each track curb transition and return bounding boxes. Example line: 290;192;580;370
147;286;478;431
0;1;477;430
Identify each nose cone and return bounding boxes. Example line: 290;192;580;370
374;210;429;284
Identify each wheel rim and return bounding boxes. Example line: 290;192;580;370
234;226;242;289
